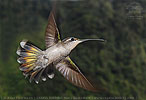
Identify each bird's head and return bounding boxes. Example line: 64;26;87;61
62;37;105;51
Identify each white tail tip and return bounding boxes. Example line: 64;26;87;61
20;40;27;48
42;77;47;81
48;74;54;79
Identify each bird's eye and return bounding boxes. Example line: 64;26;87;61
71;38;75;41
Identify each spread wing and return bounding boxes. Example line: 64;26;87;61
45;10;61;48
55;56;97;92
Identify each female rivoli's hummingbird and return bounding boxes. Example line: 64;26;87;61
16;10;105;92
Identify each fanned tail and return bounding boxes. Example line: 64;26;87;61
16;40;48;83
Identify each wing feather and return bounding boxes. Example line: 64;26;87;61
55;57;97;92
45;10;61;48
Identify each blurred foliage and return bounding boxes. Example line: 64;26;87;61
0;0;146;100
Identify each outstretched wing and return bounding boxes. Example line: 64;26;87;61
45;10;61;48
55;56;97;92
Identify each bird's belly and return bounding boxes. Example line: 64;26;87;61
45;47;69;64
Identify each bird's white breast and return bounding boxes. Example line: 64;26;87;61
45;44;69;64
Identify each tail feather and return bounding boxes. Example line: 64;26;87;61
29;68;42;83
19;63;35;71
20;40;41;53
41;67;49;81
34;68;46;84
17;50;37;57
17;40;48;83
17;57;36;64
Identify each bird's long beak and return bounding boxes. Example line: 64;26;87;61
79;38;105;43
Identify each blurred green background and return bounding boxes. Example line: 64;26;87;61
0;0;146;100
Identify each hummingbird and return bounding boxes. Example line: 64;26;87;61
16;10;105;92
